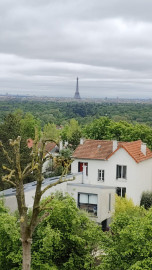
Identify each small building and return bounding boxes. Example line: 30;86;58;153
27;139;59;173
71;139;152;206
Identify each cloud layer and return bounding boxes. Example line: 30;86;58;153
1;0;152;98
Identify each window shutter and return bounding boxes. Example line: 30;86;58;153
98;169;100;180
123;166;127;179
116;165;119;179
78;162;80;172
102;170;105;181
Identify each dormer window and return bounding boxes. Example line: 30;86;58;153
116;165;127;179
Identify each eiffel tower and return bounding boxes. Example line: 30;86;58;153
74;77;81;99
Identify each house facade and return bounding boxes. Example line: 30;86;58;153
4;139;152;229
71;139;152;206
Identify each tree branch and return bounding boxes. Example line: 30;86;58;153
39;196;54;212
41;176;74;196
2;176;16;187
22;163;32;176
2;165;13;173
0;141;13;164
34;212;50;228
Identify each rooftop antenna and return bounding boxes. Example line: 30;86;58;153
74;77;81;99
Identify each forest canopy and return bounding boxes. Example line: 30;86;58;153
0;99;152;126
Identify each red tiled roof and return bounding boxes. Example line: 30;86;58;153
43;142;57;154
27;138;33;148
72;139;152;163
72;140;113;160
27;139;57;154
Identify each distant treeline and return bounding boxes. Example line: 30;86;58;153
0;99;152;126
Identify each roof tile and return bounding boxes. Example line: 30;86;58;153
72;139;152;163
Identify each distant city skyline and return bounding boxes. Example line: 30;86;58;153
1;1;152;99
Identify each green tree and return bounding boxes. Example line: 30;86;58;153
0;199;21;269
99;196;152;270
61;119;82;149
84;117;112;140
32;193;102;270
43;123;60;142
20;112;41;139
140;191;152;210
0;111;42;190
0;133;73;270
84;117;152;149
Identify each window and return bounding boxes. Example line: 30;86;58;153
78;162;88;176
98;169;105;181
116;165;127;179
116;187;126;197
78;193;98;216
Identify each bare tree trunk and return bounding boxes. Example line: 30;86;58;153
22;238;32;270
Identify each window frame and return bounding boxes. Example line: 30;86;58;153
98;169;105;181
116;165;127;180
116;187;126;198
78;162;88;176
78;192;98;216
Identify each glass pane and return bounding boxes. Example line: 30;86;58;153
116;165;118;179
89;194;98;204
102;170;104;181
79;194;88;203
98;169;101;180
116;165;121;178
118;166;122;178
116;187;121;196
122;188;126;197
123;166;127;179
85;163;88;176
78;162;83;172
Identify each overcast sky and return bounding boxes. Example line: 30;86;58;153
1;0;152;98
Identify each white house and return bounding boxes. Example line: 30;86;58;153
71;139;152;206
27;139;59;173
2;139;152;229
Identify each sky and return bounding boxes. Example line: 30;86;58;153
1;0;152;99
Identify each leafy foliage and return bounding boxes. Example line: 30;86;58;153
61;119;82;150
0;199;21;270
42;123;60;142
32;193;102;270
140;191;152;210
84;117;152;149
0;111;41;190
1;100;152;126
99;196;152;270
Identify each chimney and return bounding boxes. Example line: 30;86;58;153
141;142;146;156
113;140;118;152
59;140;63;151
80;138;84;145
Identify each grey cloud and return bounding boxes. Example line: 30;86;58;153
0;0;152;98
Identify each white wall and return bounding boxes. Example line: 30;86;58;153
3;178;115;224
3;182;68;212
71;148;152;205
67;183;115;223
